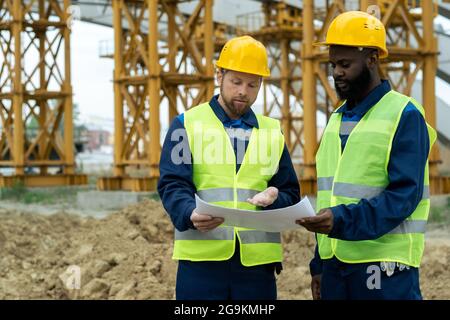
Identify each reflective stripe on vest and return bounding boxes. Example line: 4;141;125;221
173;102;284;266
238;230;281;244
175;228;281;244
315;90;436;267
339;121;359;135
318;178;430;201
197;188;260;203
317;177;334;191
387;220;427;235
175;227;235;241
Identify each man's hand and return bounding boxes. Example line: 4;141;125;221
247;187;278;207
311;274;322;300
296;208;334;234
190;210;224;233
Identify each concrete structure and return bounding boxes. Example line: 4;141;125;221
76;190;156;211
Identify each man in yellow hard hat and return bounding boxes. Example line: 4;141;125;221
158;35;300;299
297;11;436;300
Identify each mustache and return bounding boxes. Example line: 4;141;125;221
333;77;346;84
333;66;372;100
232;97;249;103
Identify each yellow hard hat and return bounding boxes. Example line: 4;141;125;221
317;11;388;59
216;35;270;77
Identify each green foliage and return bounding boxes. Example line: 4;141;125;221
22;192;53;204
146;192;160;201
0;181;26;200
0;183;84;205
428;199;450;224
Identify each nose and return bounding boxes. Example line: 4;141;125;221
237;84;247;97
333;66;344;79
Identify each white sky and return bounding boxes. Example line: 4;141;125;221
71;21;114;126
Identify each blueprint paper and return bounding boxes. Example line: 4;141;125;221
194;194;315;232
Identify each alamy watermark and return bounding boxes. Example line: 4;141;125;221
366;264;381;290
66;5;81;30
169;124;282;176
59;265;81;290
366;5;381;20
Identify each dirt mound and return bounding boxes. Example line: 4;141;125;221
0;200;449;300
0;200;176;300
421;239;450;299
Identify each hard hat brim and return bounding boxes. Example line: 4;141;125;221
215;62;270;77
311;42;389;59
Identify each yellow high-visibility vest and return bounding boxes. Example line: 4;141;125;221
173;102;285;266
316;90;436;267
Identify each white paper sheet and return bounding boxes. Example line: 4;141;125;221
194;194;315;232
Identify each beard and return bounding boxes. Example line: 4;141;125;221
334;65;372;101
220;84;252;118
224;98;251;117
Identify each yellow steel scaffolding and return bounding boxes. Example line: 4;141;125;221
2;0;448;194
97;0;215;191
0;0;86;187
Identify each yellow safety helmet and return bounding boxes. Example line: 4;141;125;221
317;11;388;59
216;35;270;77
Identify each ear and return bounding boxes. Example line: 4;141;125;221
367;51;379;69
216;69;223;86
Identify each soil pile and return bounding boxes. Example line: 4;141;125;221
1;200;449;299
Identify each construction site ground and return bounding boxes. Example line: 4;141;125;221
0;195;449;300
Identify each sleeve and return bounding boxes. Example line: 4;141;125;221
264;144;301;210
328;103;430;241
309;242;323;276
157;116;196;232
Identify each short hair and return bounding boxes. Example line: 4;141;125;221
358;47;379;58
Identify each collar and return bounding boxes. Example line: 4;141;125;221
335;79;391;116
209;95;259;128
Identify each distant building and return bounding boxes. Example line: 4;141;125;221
86;129;111;152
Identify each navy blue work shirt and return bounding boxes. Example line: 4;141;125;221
158;95;300;232
310;80;430;276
